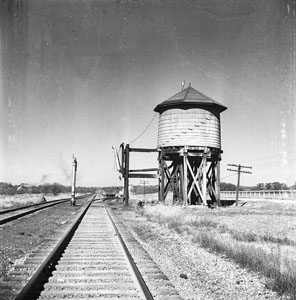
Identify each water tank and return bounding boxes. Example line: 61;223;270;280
154;85;227;149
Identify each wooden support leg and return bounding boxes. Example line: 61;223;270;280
202;154;207;206
158;150;164;202
124;144;130;206
172;164;181;204
183;148;188;206
179;159;184;204
216;160;221;207
163;160;172;201
207;161;215;204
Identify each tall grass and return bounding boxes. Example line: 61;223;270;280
142;204;296;299
229;230;294;245
0;193;70;209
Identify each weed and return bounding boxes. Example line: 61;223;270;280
189;217;218;228
261;232;293;245
228;230;293;246
141;203;296;299
230;231;258;242
192;230;296;296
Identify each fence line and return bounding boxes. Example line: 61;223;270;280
220;190;296;200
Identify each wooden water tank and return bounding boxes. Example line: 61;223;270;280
154;85;227;149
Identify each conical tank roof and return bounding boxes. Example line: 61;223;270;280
154;85;227;113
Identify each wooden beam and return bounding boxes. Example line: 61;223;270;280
202;153;207;205
163;161;179;201
186;159;203;202
159;151;164;202
187;152;209;157
216;161;221;207
124;144;130;206
179;161;184;203
129;148;158;153
183;148;188;206
163;160;172;182
129;168;159;172
161;161;171;199
128;173;158;178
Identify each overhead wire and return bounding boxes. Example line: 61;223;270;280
129;113;158;144
220;173;237;180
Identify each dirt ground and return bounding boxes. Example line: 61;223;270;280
0;199;87;278
110;200;293;300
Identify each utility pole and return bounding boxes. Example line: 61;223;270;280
227;164;252;206
140;180;149;202
71;155;77;206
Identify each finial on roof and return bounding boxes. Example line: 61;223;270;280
181;79;185;91
189;82;191;87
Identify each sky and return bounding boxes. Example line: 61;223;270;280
0;0;295;188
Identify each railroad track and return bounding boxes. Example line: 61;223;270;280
5;198;183;300
0;195;88;225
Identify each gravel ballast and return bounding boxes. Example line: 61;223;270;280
0;199;292;300
113;204;290;300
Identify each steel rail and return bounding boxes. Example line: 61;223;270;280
0;199;69;225
0;194;93;225
104;204;154;300
0;194;87;215
0;199;67;215
14;195;96;300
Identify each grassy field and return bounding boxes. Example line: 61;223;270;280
0;193;70;209
132;193;296;299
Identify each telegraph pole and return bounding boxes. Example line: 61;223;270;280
140;180;149;202
71;155;77;206
227;164;252;206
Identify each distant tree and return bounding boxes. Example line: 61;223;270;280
262;182;288;190
220;182;236;191
32;185;41;194
265;183;272;190
0;182;98;195
51;183;63;195
0;182;17;195
271;182;281;190
256;183;265;190
76;186;96;194
26;186;33;194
